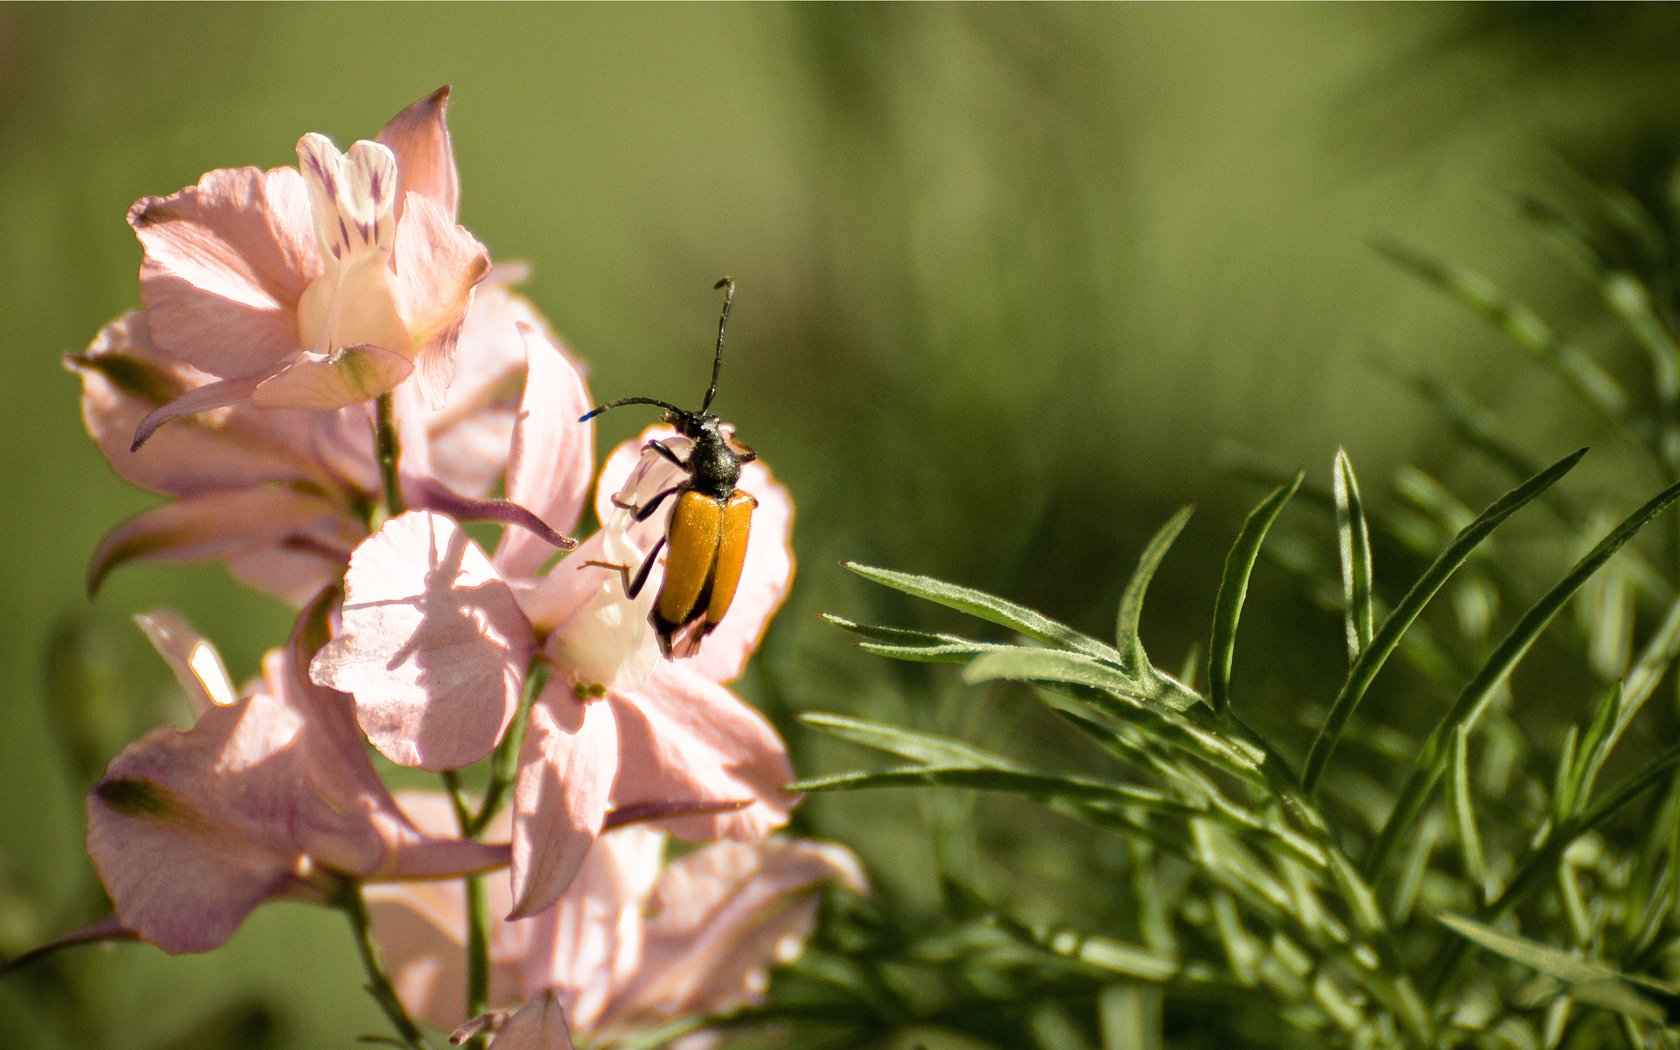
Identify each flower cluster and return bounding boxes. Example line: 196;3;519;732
50;87;859;1047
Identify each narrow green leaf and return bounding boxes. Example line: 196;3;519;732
963;646;1150;704
1436;913;1680;1024
1367;475;1680;874
798;712;1015;770
1448;725;1490;901
843;563;1119;661
1332;450;1374;662
787;764;1186;813
1116;507;1195;675
1374;239;1642;442
1209;474;1302;716
1303;447;1588;793
1561;682;1622;821
821;613;1010;663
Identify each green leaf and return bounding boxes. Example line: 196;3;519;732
1332;450;1374;662
1374;238;1643;445
1302;447;1587;793
1367;475;1680;874
820;613;1007;663
1436;913;1680;1025
843;563;1119;661
799;712;1016;770
1209;474;1301;716
787;764;1186;813
1447;725;1490;902
1116;507;1195;675
963;646;1148;703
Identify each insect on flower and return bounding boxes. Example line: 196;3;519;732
580;277;760;659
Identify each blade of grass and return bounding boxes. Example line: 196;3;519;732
1302;448;1588;793
1209;474;1303;716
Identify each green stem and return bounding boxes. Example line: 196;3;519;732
441;769;492;1050
334;880;432;1050
471;662;548;838
375;391;405;521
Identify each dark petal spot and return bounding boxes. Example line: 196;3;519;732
96;777;175;820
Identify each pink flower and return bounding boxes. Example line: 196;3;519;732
312;409;797;918
85;605;508;954
365;793;866;1045
70;277;581;604
127;87;488;446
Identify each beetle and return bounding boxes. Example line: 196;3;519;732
579;277;759;658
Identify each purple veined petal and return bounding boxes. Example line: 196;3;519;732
87;486;362;596
130;165;319;379
134;609;237;713
602;838;867;1027
310;511;534;772
250;343;415;410
509;679;620;920
485;992;575;1050
494;320;595;579
377;85;460;222
608;663;796;844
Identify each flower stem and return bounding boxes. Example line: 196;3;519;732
441;769;493;1050
333;880;432;1050
375;391;405;521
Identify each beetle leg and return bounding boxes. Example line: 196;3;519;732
610;484;683;523
582;534;667;599
646;440;687;467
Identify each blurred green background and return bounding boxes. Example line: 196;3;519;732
8;4;1680;1047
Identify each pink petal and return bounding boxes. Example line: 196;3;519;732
129;370;265;450
416;281;530;499
134;609;237;712
87;487;362;596
85;693;320;954
487;992;575;1050
523;825;663;1031
494;321;595;579
509;682;619;919
392;192;490;408
377;86;461;221
609;663;795;843
70;313;373;497
132;165;317;378
606;839;866;1024
310;511;532;771
250;344;415;410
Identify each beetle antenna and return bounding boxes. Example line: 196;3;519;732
579;396;687;423
700;276;735;414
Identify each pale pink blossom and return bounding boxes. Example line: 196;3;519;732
85;605;508;954
70;278;580;604
365;793;866;1045
128;87;487;447
313;413;797;918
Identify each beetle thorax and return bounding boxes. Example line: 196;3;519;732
682;415;742;499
